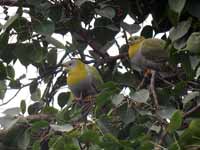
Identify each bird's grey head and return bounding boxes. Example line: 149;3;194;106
128;36;145;45
63;59;78;70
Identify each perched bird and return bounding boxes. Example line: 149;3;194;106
63;59;103;100
128;36;171;74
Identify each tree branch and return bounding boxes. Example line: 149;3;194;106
150;70;159;109
183;103;200;118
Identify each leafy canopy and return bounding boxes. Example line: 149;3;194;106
0;0;200;150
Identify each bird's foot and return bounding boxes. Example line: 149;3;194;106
137;69;152;90
144;68;152;77
149;70;159;110
83;95;96;102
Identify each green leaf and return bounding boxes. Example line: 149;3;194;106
195;66;200;79
27;0;44;5
140;141;154;150
32;141;41;150
48;5;62;22
167;110;183;133
158;107;177;119
168;0;186;14
9;80;21;89
58;92;70;109
187;0;200;20
79;130;100;144
120;22;141;34
130;89;149;103
0;80;6;99
169;142;181;150
50;124;73;132
30;80;38;94
31;120;49;134
119;106;136;125
111;94;124;106
130;125;147;139
13;17;32;42
13;43;45;65
28;102;44;115
189;119;200;133
42;106;58;115
47;48;57;66
6;65;15;79
0;62;7;80
169;18;192;42
183;91;200;106
20;100;26;114
31;88;41;101
45;36;66;49
17;130;30;150
2;13;19;32
95;7;115;20
75;0;91;6
33;20;55;35
184;32;200;53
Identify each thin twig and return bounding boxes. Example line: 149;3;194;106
123;30;128;44
0;83;31;107
150;70;159;109
158;76;175;86
136;77;146;90
157;128;168;150
183;103;200;118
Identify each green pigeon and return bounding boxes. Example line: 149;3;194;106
128;36;171;74
63;59;103;100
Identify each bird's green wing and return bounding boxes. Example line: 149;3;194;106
90;66;104;85
141;38;169;62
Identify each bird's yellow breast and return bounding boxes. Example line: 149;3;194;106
67;63;87;86
128;41;142;59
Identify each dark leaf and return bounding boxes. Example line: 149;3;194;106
31;88;41;101
57;92;70;109
168;0;186;14
0;62;7;80
141;25;153;38
120;22;141;34
41;106;58;115
0;80;6;99
28;102;44;115
95;7;115;20
167;110;183;133
20;100;26;114
33;20;55;36
47;48;57;66
169;18;192;42
6;65;15;79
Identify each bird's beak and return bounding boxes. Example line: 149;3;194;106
61;63;69;71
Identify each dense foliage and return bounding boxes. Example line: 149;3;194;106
0;0;200;149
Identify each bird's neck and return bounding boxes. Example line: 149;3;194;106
67;63;87;86
128;41;142;58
